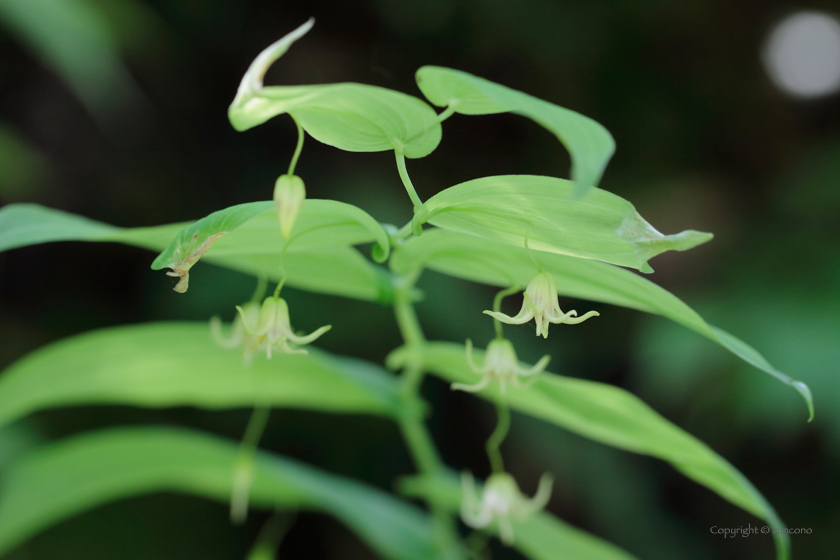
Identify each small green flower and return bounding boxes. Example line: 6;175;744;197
452;338;550;394
461;471;554;545
484;272;599;338
210;300;262;362
212;296;330;360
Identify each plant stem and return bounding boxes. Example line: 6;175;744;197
287;119;305;176
395;152;423;210
492;285;521;338
230;404;271;524
393;273;458;552
273;276;286;298
437;104;458;122
486;400;510;474
250;274;268;303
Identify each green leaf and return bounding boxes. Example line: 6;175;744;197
416;66;615;195
229;20;441;159
150;199;390;293
0;203;119;251
406;342;790;560
0;322;400;429
391;229;812;419
412;175;712;272
0;427;437;560
0;203;394;302
400;472;640;560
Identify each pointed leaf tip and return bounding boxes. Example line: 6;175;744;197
792;381;814;422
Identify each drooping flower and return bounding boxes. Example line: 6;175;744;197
484;272;599;338
461;471;553;545
274;174;306;239
211;300;262;362
211;296;330;360
451;338;550;394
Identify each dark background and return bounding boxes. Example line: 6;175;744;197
0;1;838;558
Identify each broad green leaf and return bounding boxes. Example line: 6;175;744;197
412;175;712;272
391;229;812;418
229;20;441;159
0;322;400;429
0;203;119;250
400;472;640;560
400;343;789;560
0;427;437;560
416;66;614;195
149;199;390;293
0;203;393;302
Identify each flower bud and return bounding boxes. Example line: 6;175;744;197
273;174;306;239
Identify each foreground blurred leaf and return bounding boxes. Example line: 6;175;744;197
416;66;614;195
400;342;789;560
0;427;437;560
413;175;711;272
401;472;640;560
0;0;145;131
0;203;393;302
391;229;812;418
0;322;400;428
229;20;441;159
0;123;47;200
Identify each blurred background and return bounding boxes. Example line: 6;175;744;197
0;0;838;558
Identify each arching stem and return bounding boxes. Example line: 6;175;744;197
486;400;511;474
492;285;521;338
230;404;271;524
287;119;305;176
395;152;423;210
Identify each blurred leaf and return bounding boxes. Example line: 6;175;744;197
391;229;812;418
636;294;840;445
416;66;614;195
0;322;400;428
0;427;437;560
402;342;790;560
0;124;47;200
229;20;441;159
0;0;145;129
401;472;640;560
0;203;119;250
0;203;394;302
413;175;712;272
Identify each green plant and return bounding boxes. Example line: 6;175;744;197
0;19;813;560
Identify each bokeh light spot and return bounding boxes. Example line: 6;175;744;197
763;11;840;99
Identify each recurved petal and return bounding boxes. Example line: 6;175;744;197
562;310;599;324
483;308;534;325
451;376;492;393
518;354;551;377
285;324;331;345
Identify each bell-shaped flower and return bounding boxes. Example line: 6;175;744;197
211;301;264;363
274;174;306;239
461;471;553;545
212;297;330;360
452;338;550;394
484;272;599;338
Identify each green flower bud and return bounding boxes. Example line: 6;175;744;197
273;174;306;239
